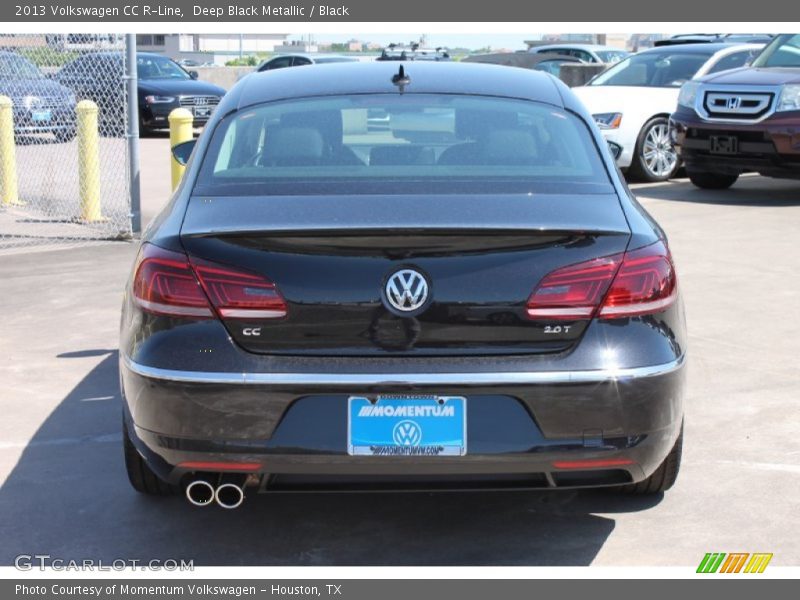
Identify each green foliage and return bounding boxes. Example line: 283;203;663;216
225;55;261;67
17;47;80;68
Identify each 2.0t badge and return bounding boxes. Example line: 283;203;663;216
384;268;430;313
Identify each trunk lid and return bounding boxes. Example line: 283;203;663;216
180;194;631;356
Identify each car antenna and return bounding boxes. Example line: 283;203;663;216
392;65;411;92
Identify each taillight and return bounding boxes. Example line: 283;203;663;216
132;243;287;320
526;241;677;321
192;260;287;319
132;244;213;318
597;241;676;318
526;254;622;320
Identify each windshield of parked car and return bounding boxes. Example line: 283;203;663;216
751;34;800;68
595;50;629;64
137;55;190;80
0;54;43;79
590;50;713;87
194;94;612;196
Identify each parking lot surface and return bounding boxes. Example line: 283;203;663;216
0;136;798;566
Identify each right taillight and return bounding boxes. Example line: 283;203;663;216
527;241;677;321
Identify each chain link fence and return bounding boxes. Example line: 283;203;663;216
0;34;133;252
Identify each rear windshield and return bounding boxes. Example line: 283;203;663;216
193;94;612;196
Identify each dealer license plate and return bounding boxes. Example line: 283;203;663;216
347;395;467;456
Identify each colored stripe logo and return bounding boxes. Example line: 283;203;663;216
697;553;773;573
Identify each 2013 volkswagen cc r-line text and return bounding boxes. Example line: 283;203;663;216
120;62;686;508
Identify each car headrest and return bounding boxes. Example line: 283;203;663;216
263;126;325;163
484;129;538;164
455;109;519;139
280;110;343;147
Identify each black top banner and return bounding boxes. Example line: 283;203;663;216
2;0;798;22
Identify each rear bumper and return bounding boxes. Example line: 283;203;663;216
121;354;685;490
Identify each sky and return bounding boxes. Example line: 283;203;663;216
288;33;548;51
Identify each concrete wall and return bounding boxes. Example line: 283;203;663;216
193;67;254;90
558;64;608;87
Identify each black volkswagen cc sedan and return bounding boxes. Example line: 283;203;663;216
120;62;686;508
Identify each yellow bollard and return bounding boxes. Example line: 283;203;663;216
76;99;104;222
169;108;194;191
0;95;21;206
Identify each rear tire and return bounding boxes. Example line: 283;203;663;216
687;170;739;190
123;419;177;496
619;426;682;495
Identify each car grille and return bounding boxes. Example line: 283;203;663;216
702;90;775;120
179;95;221;109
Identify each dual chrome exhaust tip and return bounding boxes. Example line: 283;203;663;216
185;475;246;509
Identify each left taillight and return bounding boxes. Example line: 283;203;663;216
132;244;288;320
132;244;213;318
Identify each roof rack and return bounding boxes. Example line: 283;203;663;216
377;43;451;61
654;34;773;47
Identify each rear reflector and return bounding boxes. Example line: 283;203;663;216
132;243;287;320
132;244;213;318
527;241;676;321
552;458;635;469
178;461;260;472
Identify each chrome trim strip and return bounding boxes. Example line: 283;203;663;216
121;354;686;386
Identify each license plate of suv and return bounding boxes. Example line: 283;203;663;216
710;135;739;154
347;395;467;456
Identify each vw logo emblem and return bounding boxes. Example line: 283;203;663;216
384;269;429;313
392;420;422;446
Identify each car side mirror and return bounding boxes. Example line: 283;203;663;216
171;139;196;166
189;70;199;80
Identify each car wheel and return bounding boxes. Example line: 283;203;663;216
687;170;739;190
123;418;177;496
54;128;76;143
630;117;679;183
618;425;682;495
